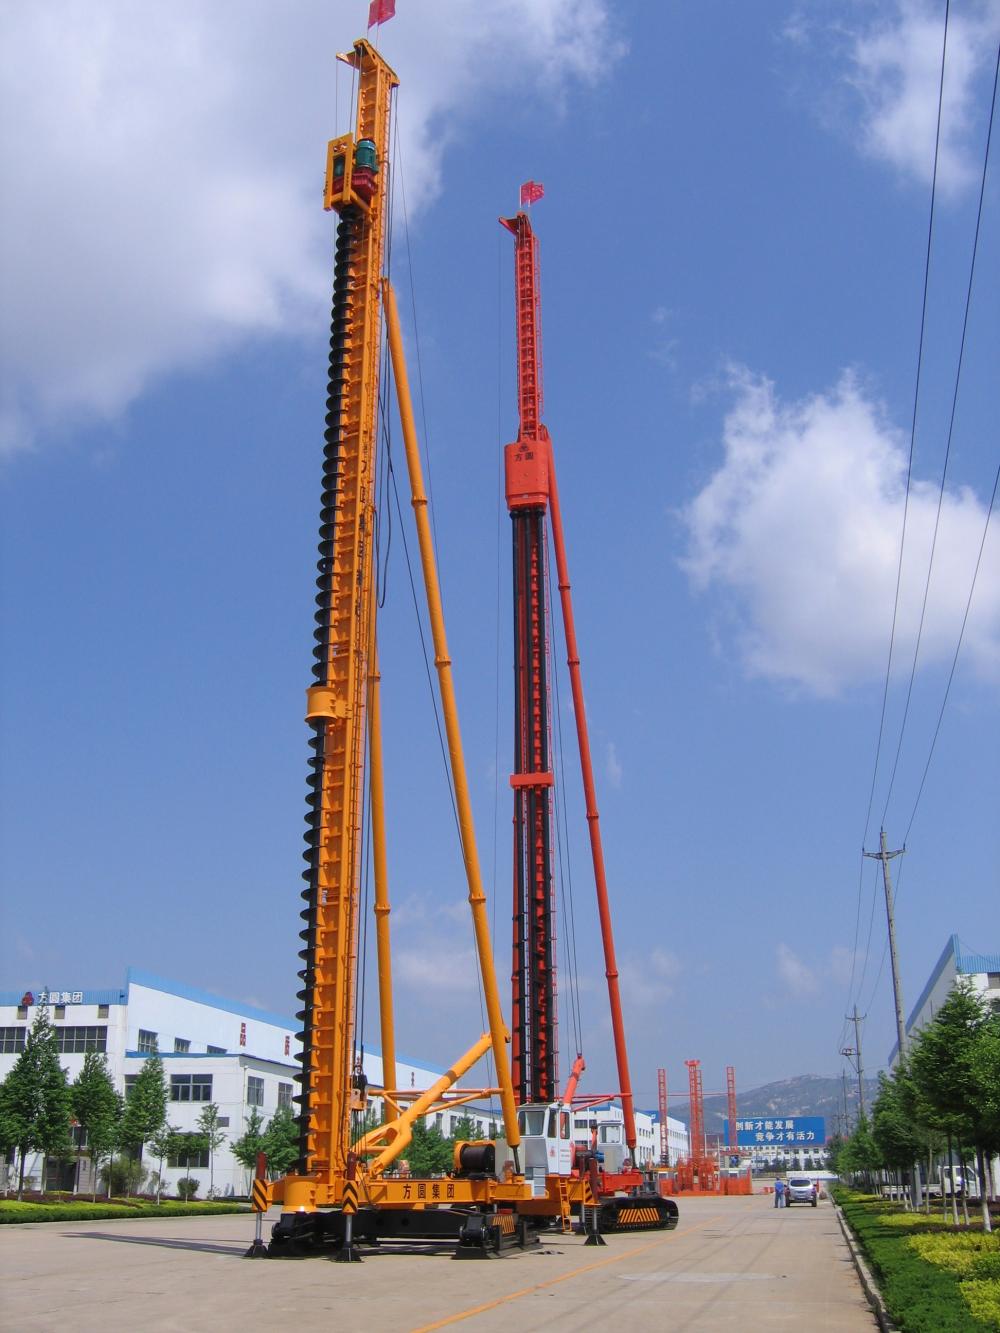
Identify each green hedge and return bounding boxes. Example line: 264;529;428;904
0;1199;249;1224
834;1187;1000;1332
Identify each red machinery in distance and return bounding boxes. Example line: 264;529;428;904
727;1064;738;1154
657;1068;669;1165
658;1061;751;1198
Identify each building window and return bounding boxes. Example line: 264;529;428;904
168;1149;210;1169
207;1045;226;1055
277;1082;293;1110
54;1026;107;1054
987;972;1000;988
0;1028;26;1054
137;1029;158;1054
16;1005;28;1020
54;1005;66;1020
217;1116;230;1128
124;1075;139;1099
174;1038;190;1053
170;1073;213;1103
247;1075;265;1107
98;1004;110;1019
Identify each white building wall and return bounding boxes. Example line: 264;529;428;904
888;936;1000;1067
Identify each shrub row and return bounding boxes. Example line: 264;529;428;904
0;1199;248;1225
835;1187;1000;1331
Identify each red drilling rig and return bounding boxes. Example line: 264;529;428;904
499;201;677;1235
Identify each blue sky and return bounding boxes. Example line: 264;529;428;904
2;1;998;1114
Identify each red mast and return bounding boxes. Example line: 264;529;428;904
686;1060;704;1162
501;211;556;1105
501;206;638;1158
726;1065;738;1154
658;1068;669;1165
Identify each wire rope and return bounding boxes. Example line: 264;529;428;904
549;557;585;1059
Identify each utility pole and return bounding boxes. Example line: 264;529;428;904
840;1007;866;1121
865;829;919;1207
841;1069;850;1135
864;829;907;1064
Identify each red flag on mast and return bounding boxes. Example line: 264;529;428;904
520;180;544;207
368;0;396;27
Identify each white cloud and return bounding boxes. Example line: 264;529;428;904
620;946;681;1008
828;945;859;986
606;740;623;789
0;1;622;453
682;366;1000;696
776;943;819;998
395;946;478;994
848;0;1000;193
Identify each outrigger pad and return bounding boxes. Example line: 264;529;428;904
244;1238;271;1259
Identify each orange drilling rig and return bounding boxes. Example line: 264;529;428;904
251;35;676;1260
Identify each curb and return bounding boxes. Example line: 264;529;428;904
833;1203;897;1332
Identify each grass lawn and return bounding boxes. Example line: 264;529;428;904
834;1187;1000;1332
0;1197;249;1224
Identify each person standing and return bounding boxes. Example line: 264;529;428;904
774;1177;785;1208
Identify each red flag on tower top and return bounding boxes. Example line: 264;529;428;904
368;0;396;27
520;180;544;207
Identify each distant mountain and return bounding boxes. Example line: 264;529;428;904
666;1073;881;1137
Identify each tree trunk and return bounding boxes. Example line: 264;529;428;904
976;1146;991;1234
958;1139;970;1227
16;1146;26;1202
947;1133;958;1226
925;1147;932;1214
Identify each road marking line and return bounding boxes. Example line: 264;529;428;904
411;1213;724;1332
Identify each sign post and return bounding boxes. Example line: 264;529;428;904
245;1152;270;1258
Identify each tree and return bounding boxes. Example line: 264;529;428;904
71;1052;121;1201
261;1106;299;1179
171;1129;209;1196
0;1006;72;1199
230;1107;266;1189
839;1117;880;1189
449;1114;481;1144
871;1068;922;1203
148;1123;180;1204
405;1121;453;1176
118;1053;167;1196
196;1103;227;1197
909;979;995;1232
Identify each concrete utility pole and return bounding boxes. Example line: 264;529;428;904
864;829;907;1064
841;1008;866;1121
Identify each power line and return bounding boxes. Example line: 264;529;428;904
880;32;1000;830
843;0;951;1039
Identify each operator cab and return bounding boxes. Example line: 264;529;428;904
517;1103;574;1181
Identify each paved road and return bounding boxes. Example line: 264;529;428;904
0;1195;876;1332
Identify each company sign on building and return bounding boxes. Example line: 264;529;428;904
724;1116;825;1147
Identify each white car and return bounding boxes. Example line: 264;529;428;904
785;1176;818;1206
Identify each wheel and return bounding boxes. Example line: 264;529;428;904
811;1199;817;1207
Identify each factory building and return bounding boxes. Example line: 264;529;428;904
1;968;674;1193
888;934;1000;1068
